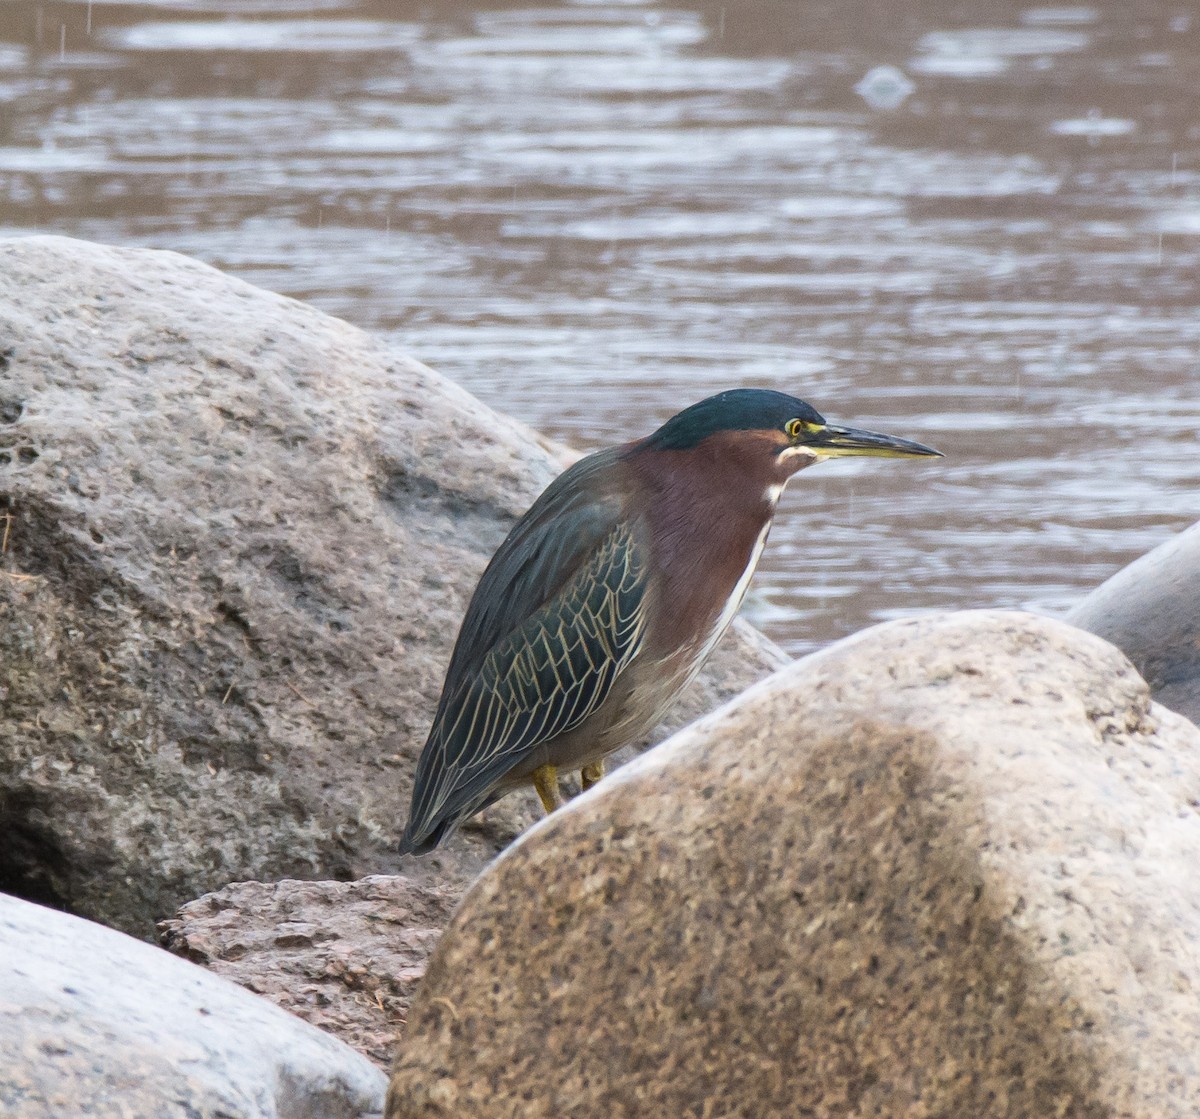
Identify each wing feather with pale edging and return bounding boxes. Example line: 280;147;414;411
401;451;648;852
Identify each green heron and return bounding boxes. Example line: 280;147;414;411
399;389;940;854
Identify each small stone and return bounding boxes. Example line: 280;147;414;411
160;875;461;1070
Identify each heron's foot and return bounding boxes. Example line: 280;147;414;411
532;764;564;814
580;761;604;791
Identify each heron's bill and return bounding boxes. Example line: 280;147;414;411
812;423;943;459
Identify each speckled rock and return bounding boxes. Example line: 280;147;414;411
387;610;1200;1119
0;892;385;1119
1069;518;1200;725
0;235;785;937
161;875;462;1070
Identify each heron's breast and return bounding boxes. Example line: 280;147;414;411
643;504;774;659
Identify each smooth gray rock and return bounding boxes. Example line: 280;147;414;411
388;610;1200;1119
1069;519;1200;725
0;892;386;1119
0;235;786;937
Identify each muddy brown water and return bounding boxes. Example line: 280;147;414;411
1;0;1198;656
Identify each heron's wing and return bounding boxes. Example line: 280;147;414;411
439;447;629;689
402;463;648;849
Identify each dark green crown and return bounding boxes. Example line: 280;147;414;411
643;389;825;452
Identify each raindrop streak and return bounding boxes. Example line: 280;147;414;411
59;23;65;62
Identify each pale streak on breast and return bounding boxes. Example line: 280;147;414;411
701;479;784;664
606;514;773;755
694;516;772;672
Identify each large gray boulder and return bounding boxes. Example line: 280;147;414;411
0;235;785;937
387;610;1200;1119
0;892;386;1119
1069;518;1200;725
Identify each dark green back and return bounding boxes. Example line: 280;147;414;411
400;449;649;852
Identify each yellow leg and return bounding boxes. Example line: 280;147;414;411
580;761;604;791
532;764;563;814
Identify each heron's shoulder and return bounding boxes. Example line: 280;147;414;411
521;445;637;519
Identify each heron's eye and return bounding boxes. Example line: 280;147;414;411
785;418;807;439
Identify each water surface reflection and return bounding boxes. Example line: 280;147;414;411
1;0;1197;654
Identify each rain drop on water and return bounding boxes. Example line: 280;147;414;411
855;65;915;111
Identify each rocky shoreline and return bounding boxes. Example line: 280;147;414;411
2;237;1198;1117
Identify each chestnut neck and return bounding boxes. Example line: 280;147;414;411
625;430;788;653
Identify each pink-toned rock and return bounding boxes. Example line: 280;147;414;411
161;875;463;1070
387;610;1200;1119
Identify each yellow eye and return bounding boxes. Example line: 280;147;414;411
785;418;806;439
